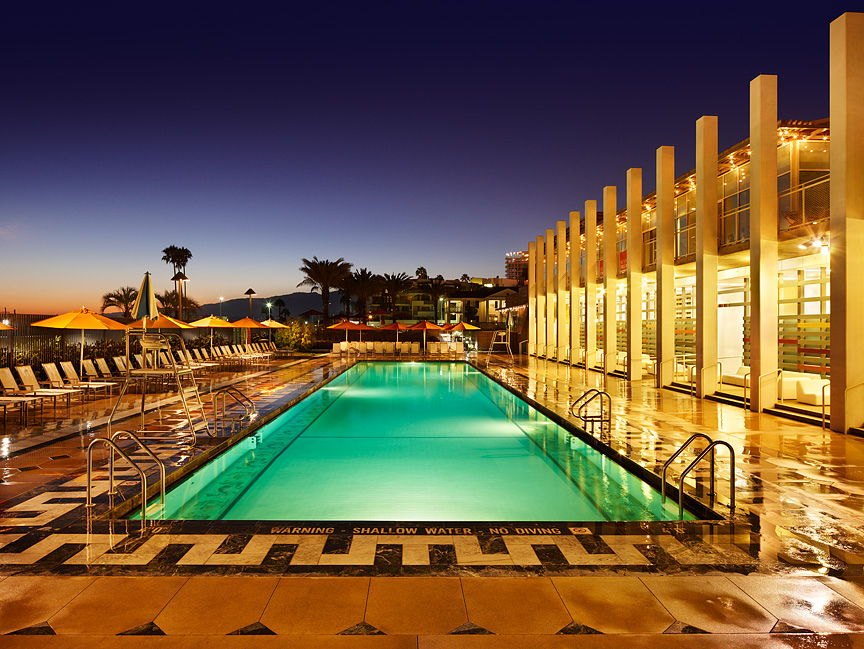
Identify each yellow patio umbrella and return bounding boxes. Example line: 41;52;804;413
0;323;15;330
31;307;127;376
408;320;444;350
188;315;238;353
261;318;288;344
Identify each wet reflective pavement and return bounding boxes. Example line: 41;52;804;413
3;352;864;644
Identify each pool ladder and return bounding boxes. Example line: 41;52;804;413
86;430;166;527
661;434;736;520
212;385;256;435
569;389;611;436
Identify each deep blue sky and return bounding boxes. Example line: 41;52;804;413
0;1;852;314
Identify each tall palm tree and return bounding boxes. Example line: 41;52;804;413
345;268;383;322
423;275;452;323
101;286;139;318
415;266;428;280
161;245;193;274
380;272;413;321
297;257;353;323
156;289;200;320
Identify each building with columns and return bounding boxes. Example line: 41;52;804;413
526;12;864;435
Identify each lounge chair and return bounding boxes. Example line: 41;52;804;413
113;356;131;375
374;342;385;355
15;365;81;407
58;361;116;397
0;395;43;426
383;342;396;355
331;342;341;355
410;342;420;355
95;358;120;379
451;341;465;357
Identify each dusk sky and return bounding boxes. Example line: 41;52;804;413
0;1;852;315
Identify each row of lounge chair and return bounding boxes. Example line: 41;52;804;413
0;342;281;425
331;341;465;357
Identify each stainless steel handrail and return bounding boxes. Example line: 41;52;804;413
110;430;165;510
822;383;830;429
577;390;611;435
841;380;864;433
698;362;722;397
746;369;782;411
212;385;256;435
569;389;599;418
677;440;735;519
86;438;148;528
661;433;714;505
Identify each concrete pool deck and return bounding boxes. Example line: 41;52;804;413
3;352;864;644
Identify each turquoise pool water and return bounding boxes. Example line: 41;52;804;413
145;362;694;521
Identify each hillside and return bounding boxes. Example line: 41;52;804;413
197;291;344;321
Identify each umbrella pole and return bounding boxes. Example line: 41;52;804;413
80;329;84;377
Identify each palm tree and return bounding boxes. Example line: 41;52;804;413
423;275;452;323
101;286;139;318
345;268;383;322
156;289;200;320
161;245;193;274
380;272;413;321
273;298;288;321
297;257;353;323
415;266;429;280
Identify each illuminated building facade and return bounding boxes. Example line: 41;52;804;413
526;12;864;434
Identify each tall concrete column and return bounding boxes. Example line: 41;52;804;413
536;235;546;356
695;116;719;397
656;146;676;388
546;228;556;358
830;12;864;432
626;168;643;380
528;240;536;356
603;186;618;374
556;220;568;361
570;211;581;365
750;74;779;411
585;200;598;368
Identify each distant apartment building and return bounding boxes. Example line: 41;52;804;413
505;251;529;281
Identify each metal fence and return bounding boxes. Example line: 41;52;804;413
0;313;127;369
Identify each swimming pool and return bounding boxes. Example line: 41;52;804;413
142;362;695;521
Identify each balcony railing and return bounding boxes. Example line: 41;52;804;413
779;176;829;233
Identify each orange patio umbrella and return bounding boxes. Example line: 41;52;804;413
380;321;411;343
408;320;444;350
233;316;270;344
327;320;375;342
128;314;194;329
31;307;128;375
449;322;480;332
0;323;15;330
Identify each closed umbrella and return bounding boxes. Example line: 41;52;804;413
408;320;444;351
131;271;159;322
31;307;127;376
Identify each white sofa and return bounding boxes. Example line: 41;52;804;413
778;371;822;400
721;366;750;387
797;379;831;406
